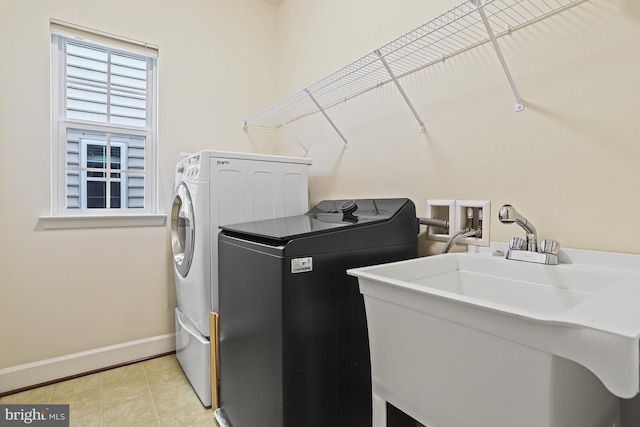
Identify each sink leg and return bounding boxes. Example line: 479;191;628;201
372;392;387;427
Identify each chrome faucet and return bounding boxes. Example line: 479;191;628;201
498;205;537;252
498;204;559;265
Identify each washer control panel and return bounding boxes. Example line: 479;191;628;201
176;154;201;180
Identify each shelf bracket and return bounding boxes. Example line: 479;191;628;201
472;0;524;112
305;89;350;149
276;115;310;157
376;49;426;133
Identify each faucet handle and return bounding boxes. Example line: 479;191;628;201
540;239;560;255
509;237;526;250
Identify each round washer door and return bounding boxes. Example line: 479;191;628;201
171;183;195;277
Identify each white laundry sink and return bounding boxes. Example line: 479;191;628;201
348;249;640;427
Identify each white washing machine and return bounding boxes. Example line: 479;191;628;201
170;150;311;407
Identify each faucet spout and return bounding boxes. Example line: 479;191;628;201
498;205;537;252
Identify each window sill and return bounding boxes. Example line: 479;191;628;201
39;213;167;229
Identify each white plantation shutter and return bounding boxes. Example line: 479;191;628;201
65;43;109;123
65;42;149;127
51;20;158;216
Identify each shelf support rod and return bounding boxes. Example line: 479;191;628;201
472;0;524;112
276;115;310;157
376;49;425;133
305;89;349;149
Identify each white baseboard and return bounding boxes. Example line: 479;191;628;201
0;333;175;394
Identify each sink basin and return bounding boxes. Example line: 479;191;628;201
348;249;640;427
358;252;627;317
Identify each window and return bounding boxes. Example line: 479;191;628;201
67;130;146;210
48;20;161;226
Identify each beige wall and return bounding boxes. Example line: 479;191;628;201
0;0;278;370
270;0;640;256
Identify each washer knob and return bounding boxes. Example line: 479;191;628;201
340;200;357;214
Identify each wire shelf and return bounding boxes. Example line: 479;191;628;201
243;0;582;131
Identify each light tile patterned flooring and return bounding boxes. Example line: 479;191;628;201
0;355;216;426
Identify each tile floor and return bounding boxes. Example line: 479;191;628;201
0;355;217;426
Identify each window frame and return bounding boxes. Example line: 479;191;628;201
79;138;128;209
46;21;164;228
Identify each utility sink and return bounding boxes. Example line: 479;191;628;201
376;252;624;316
348;249;640;427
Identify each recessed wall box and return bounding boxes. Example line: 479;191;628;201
426;200;456;242
454;200;490;247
